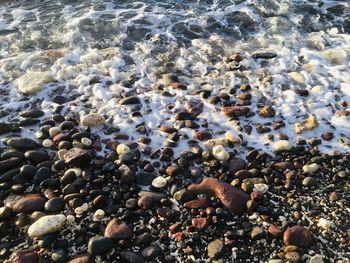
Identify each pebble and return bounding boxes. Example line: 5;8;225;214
303;163;319;173
318;218;333;230
141;245;161;260
0;157;22;173
28;214;66;237
283;225;314;248
207;239;224;259
212;145;230;161
302;177;316;187
87;236;114;255
45;197;65;212
0;122;12;134
152;176;167;189
138;196;153;210
116;143;131;155
308;254;324;263
81;137;92;146
93;209;105;221
251;226;264;240
120;96;141;105
253;183;269;193
285;251;301;262
259;105;276;117
288;71;306;84
49;127;61;137
81;113;106;127
184;198;209;209
64;148;91;167
43;139;54;148
10;194;45;214
192;218;209;230
105;219;133;240
16;71;53;95
9;250;39;263
120;251;145;263
188;178;249;213
7;137;39;150
273;140;292;151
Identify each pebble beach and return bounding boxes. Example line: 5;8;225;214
0;0;349;262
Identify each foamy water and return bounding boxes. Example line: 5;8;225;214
0;0;350;156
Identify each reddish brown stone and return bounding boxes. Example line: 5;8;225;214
173;232;185;241
166;165;180;177
160;125;177;134
194;131;212;141
185;99;203;116
6;194;45;214
169;223;181;233
105;219;133;240
192;218;209;230
250;191;263;201
268;224;282;237
283;226;314;248
222;106;250;117
184;198;209;209
172;82;187;90
10;250;39;263
187;178;249;213
64;148;91;167
68;255;92;263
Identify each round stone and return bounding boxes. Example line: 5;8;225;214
152;176;167;189
45;197;65;212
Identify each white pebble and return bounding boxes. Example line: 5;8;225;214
303;163;320;173
254;183;269;194
66;215;75;224
58;149;68;160
318;218;333;230
81;137;92;146
75;203;88;216
81;113;106;127
308;254;324;263
152;176;167;189
212;145;230;161
28;214;66;237
225;131;242;144
42;139;54;148
116;143;131;155
273;140;292;152
49;127;61;137
93;209;105;221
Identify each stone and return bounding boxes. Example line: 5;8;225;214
303;163;319;173
302;177;316;187
64;148;91;167
19;109;45;118
251;226;264;239
134;232;153;246
7;137;39;150
318;218;333;230
285;252;301;262
120;96;141;105
152;176;167;189
28;214;66;237
163;74;179;85
0;157;21;173
268;224;282;237
156;208;179;219
207;239;224;259
0;206;12;221
120;251;144;263
192;218;209;230
24;150;49;163
68;255;92;263
138;191;167;202
288;72;305;84
194;130;212;141
185;99;203;116
184;198;209;209
105;219;133;240
283;226;314;248
9;194;45;214
141;245;161;260
273;140;292;152
259;105;276;117
0;123;12;134
252;52;277;59
228;158;246;174
222;105;250;117
16;71;53;95
45;197;65;212
309;254;324;263
88;236;114;255
188;178;249;213
138;196;153;210
10;250;39;263
81;113;106;127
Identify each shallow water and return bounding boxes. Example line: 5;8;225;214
0;0;350;155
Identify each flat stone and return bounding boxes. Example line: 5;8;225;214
7;137;39;150
192;218;209;230
0;157;21;173
24;150;49;164
64;148;91;167
228;158;246;174
28;214;66;237
10;250;39;263
188;178;249;213
152;176;167;189
105;219;133;240
184;198;209;209
283;226;314;248
8;194;45;214
207;239;224;259
120;96;141;105
16;71;53;95
19;109;45;118
222;105;250;117
68;255;92;263
138;191;167;202
81;113;106;127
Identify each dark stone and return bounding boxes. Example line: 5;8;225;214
135;172;155;185
6;194;45;213
10;250;39;263
87;236;114;255
20;165;37;178
45;197;65;212
120;251;144;263
7;137;38;150
0;123;12;134
19;109;45;118
120;96;141;105
24;150;49;164
34;167;52;184
283;226;314;248
141;245;161;260
0;157;21;173
64;148;91;167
